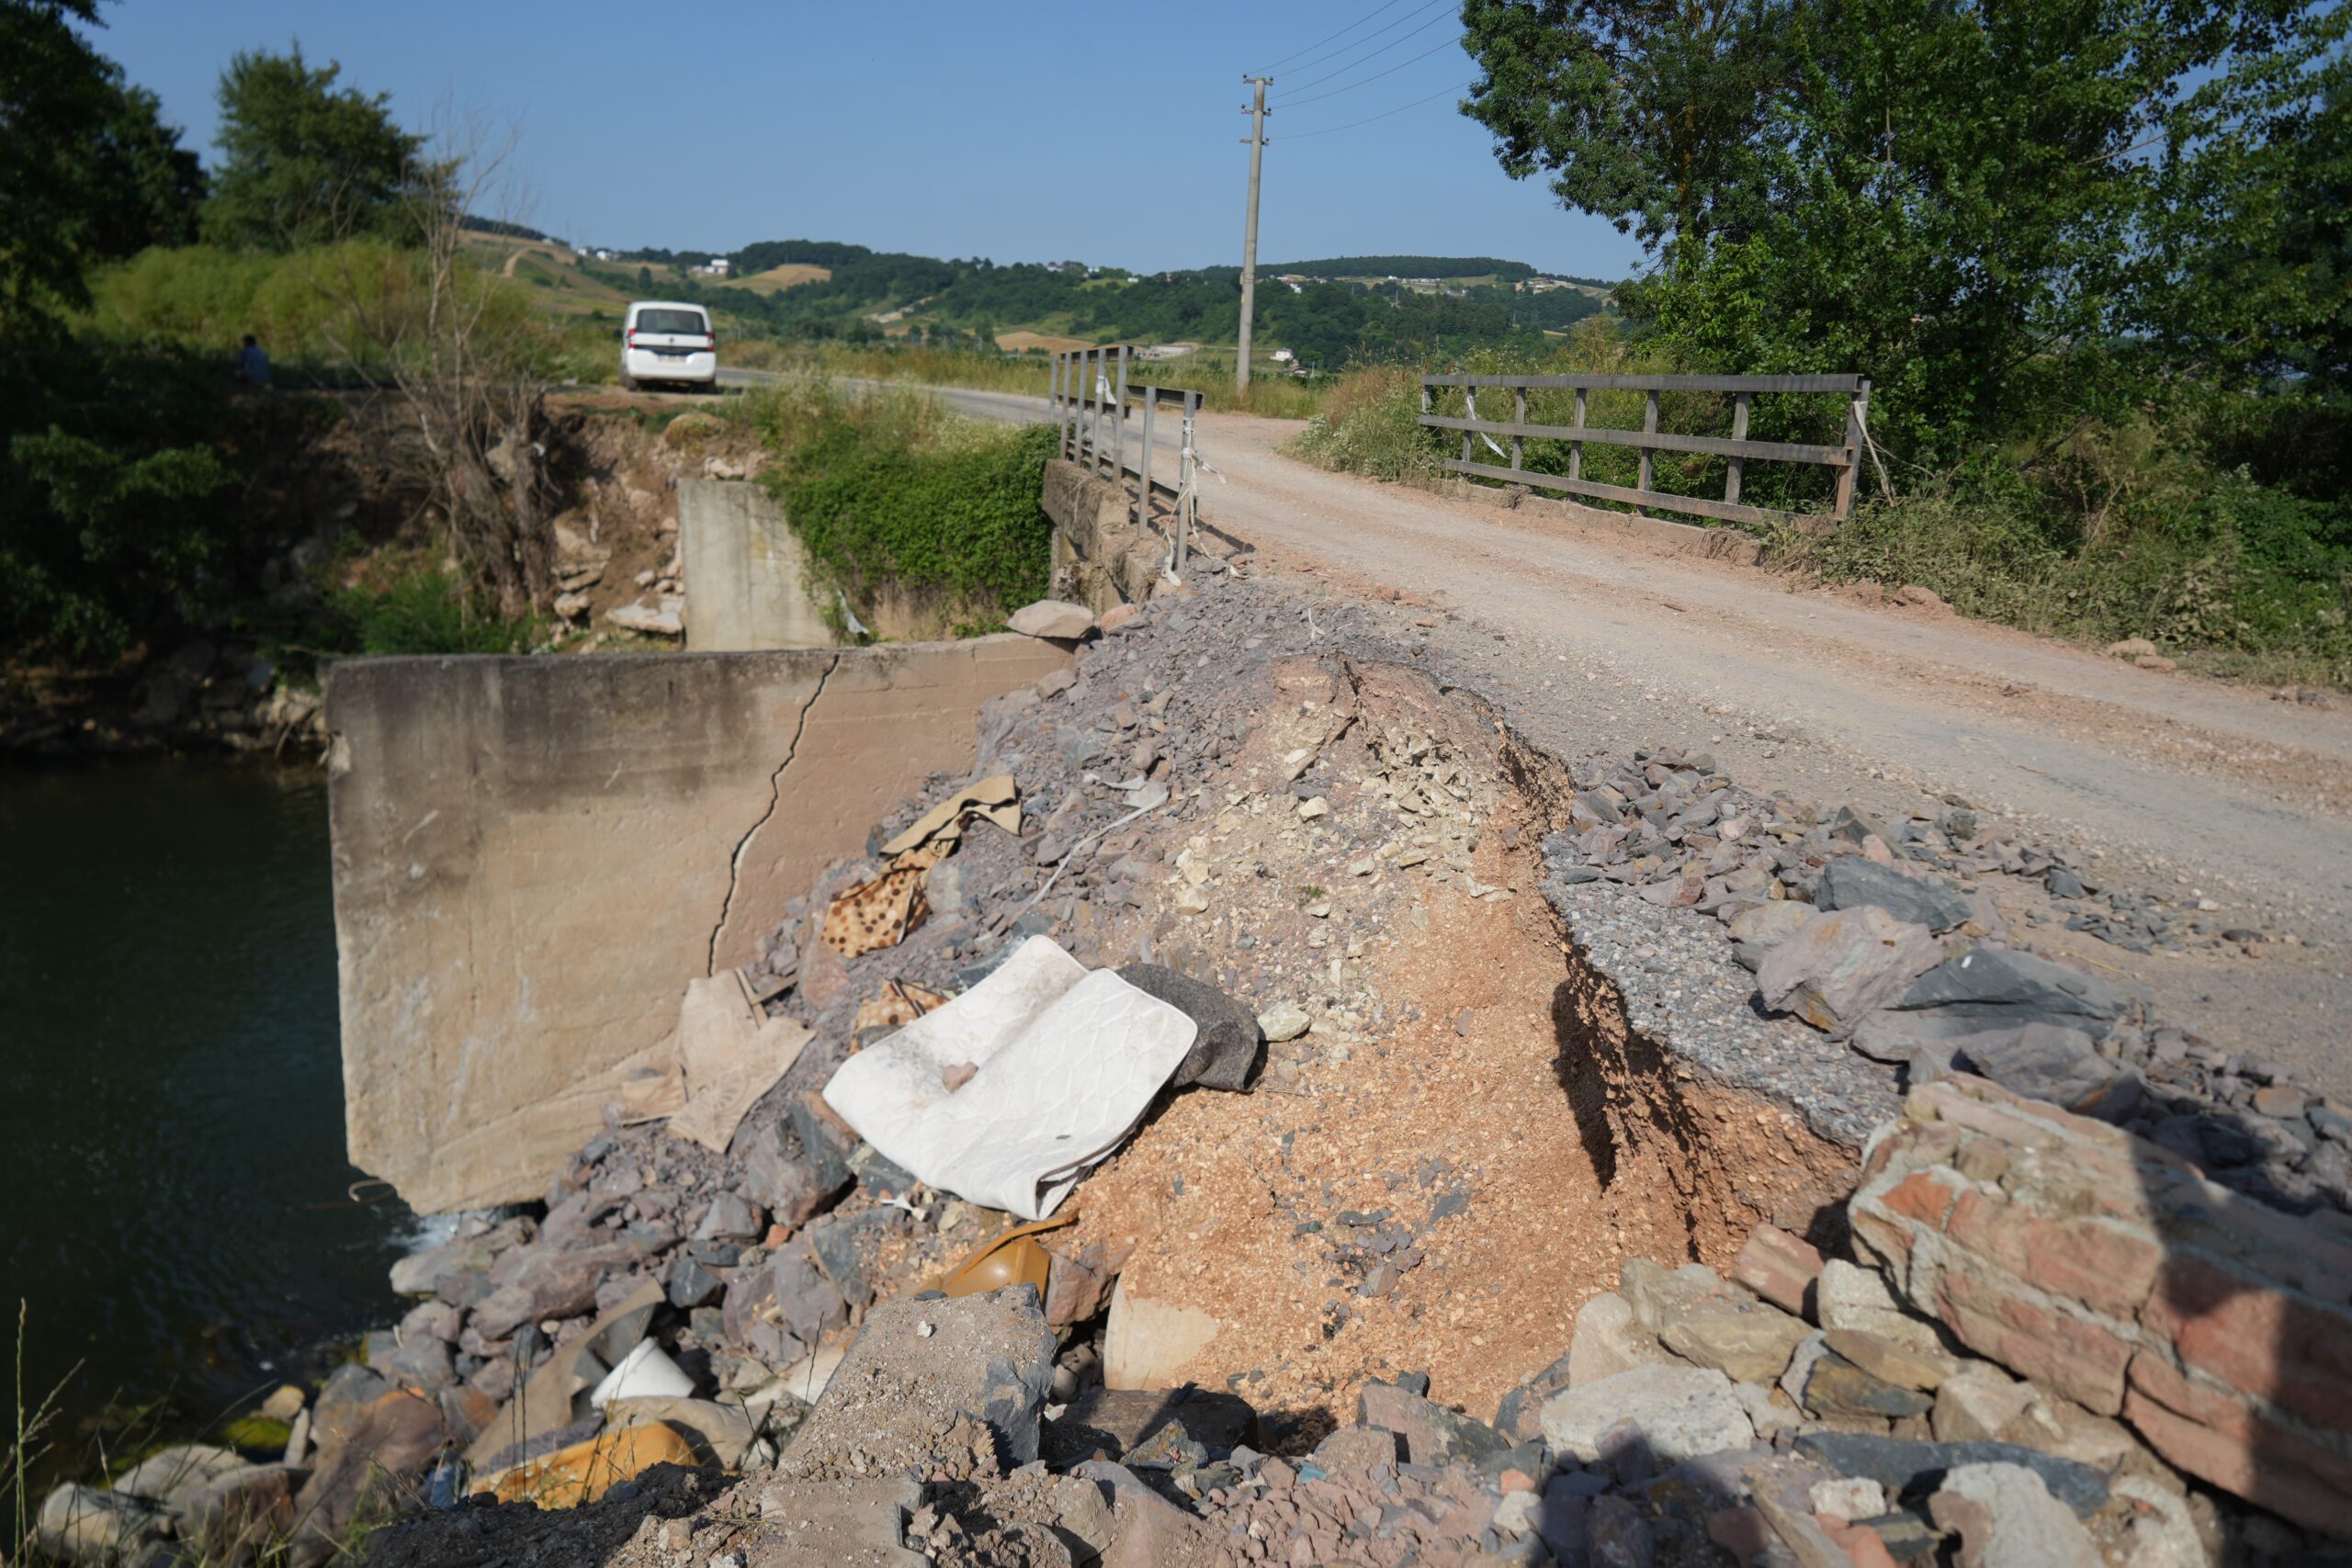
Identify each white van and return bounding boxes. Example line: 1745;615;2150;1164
619;300;717;390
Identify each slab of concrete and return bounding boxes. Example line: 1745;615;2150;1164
677;479;836;651
326;637;1069;1213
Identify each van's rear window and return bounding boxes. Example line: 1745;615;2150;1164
636;310;707;334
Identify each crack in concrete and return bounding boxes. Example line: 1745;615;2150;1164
707;652;842;975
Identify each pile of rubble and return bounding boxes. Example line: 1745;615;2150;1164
1539;744;2352;1219
32;564;2352;1567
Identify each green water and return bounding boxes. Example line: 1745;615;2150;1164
0;760;411;1470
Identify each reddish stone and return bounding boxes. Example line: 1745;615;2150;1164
2142;1257;2352;1434
1733;1223;1826;1318
2124;1350;2352;1539
1937;1266;2132;1415
2018;1217;2162;1320
1875;1170;1961;1232
1816;1513;1904;1568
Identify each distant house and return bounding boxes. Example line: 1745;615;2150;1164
1272;348;1295;363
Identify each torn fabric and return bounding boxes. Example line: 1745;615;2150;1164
820;937;1197;1220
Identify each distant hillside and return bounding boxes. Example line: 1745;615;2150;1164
1263;255;1535;280
566;239;1617;369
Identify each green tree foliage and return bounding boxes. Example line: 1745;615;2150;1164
201;45;424;251
1;0;204;332
1461;0;2352;677
1462;0;2346;453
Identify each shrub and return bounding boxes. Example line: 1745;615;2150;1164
755;378;1056;631
1285;367;1440;481
322;561;543;656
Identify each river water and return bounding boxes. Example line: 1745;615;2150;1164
0;760;412;1470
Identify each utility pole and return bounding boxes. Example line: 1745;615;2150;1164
1238;75;1270;393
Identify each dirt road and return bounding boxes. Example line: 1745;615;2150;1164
729;373;2352;1083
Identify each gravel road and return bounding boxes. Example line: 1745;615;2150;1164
734;372;2352;1087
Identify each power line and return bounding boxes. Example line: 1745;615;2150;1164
1273;0;1456;84
1283;79;1476;140
1281;34;1466;108
1283;6;1458;96
1251;0;1418;76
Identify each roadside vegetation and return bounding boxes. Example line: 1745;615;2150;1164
739;377;1057;637
1292;0;2351;685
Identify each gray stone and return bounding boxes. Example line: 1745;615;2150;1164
1792;1432;2109;1518
1756;907;1944;1039
1819;857;1973;933
1726;901;1813;948
1931;1368;2037;1444
1492;1348;1577;1442
1117;963;1261;1091
1622;1258;1810;1384
1539;1363;1754;1464
1799;1351;1934;1418
1928;1461;2102;1568
1566;1290;1671;1388
1817;1259;1957;1356
668;1257;723;1309
108;1444;248;1509
1883;947;2127;1042
770;1235;849;1345
37;1484;161;1565
1257;1000;1311;1043
1828;804;1907;858
469;1241;636;1341
1043;1388;1256;1465
1357;1381;1512;1467
1953;1024;2139;1120
741;1121;851;1230
784;1286;1058;1476
1009;600;1097;640
695;1190;763;1241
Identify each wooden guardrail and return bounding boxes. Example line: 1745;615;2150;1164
1419;372;1870;529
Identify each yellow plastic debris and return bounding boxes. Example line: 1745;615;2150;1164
486;1420;697;1509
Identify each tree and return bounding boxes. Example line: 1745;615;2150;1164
0;0;204;326
202;45;423;251
311;110;559;619
1460;0;2348;457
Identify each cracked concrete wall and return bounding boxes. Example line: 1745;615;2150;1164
676;479;837;651
325;637;1070;1213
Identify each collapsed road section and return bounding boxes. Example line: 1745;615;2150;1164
39;562;2352;1566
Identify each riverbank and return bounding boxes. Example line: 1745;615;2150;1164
0;760;414;1493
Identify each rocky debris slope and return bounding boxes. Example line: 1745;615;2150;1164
40;564;2351;1565
1535;741;2352;1220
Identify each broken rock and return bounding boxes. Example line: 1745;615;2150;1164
1928;1461;2103;1568
1009;599;1097;640
1540;1363;1755;1465
780;1284;1057;1475
1116;962;1261;1091
1756;907;1943;1039
1818;856;1973;933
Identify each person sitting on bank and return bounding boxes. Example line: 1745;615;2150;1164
233;333;271;387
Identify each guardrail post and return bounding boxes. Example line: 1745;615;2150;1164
1834;379;1867;522
1175;394;1200;577
1111;345;1129;481
1050;354;1065;457
1136;391;1157;533
1636;390;1659;516
1091;349;1111;477
1725;391;1751;505
1569;388;1586;483
1511;384;1525;476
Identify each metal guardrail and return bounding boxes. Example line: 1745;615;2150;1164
1050;345;1208;573
1419;372;1871;528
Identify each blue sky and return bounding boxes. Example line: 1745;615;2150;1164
83;0;1647;280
